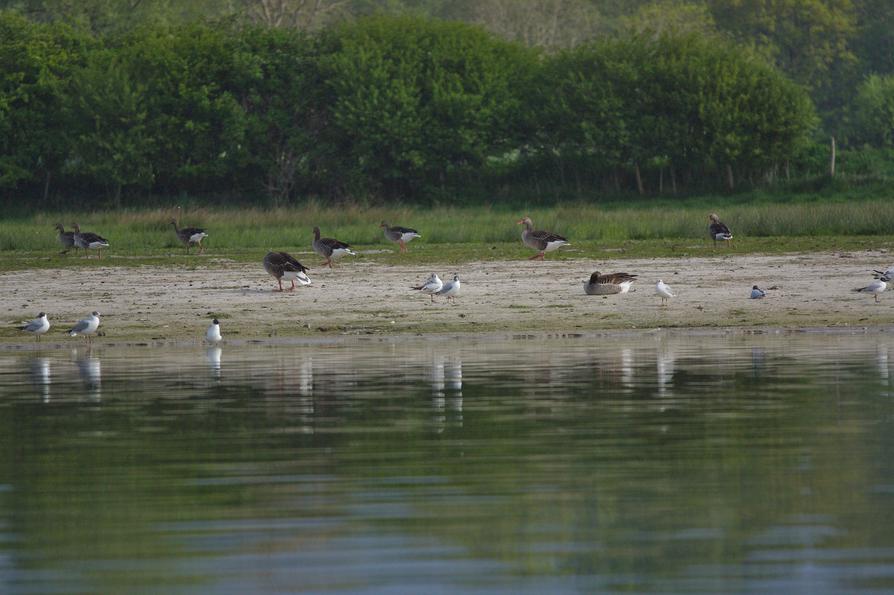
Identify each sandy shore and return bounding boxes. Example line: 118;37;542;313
3;250;894;345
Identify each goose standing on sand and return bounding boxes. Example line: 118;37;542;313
855;279;887;303
584;272;637;295
263;251;311;291
170;219;208;254
411;272;443;302
517;216;568;260
55;224;76;255
72;223;110;259
313;226;356;268
206;318;222;343
436;274;461;303
656;280;675;306
20;312;50;341
708;213;733;248
68;311;101;342
381;222;421;253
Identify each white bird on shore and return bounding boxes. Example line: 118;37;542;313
872;267;894;282
750;285;766;299
206;318;222;343
854;279;887;303
656;280;675;306
436;274;461;303
411;273;443;302
20;312;50;341
68;311;100;341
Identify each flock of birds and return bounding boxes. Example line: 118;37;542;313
16;211;892;343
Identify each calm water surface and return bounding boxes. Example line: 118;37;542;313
2;332;894;593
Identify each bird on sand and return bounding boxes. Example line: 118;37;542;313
68;311;101;342
656;280;675;306
313;226;356;268
750;285;767;299
206;318;222;343
583;272;637;295
20;312;50;341
411;273;443;302
381;222;421;253
436;274;461;303
263;251;311;291
854;279;887;303
517;216;569;260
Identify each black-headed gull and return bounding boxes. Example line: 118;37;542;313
656;280;675;306
855;279;886;303
436;274;461;303
750;285;766;299
20;312;50;341
68;311;100;341
412;273;443;302
206;318;222;343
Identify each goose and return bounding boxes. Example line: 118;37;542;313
411;273;443;302
263;251;311;291
708;213;733;248
517;216;568;260
72;223;109;259
68;311;101;342
855;279;886;303
313;226;356;268
54;223;76;255
206;318;222;343
583;272;637;295
170;219;208;254
380;222;421;253
750;285;767;299
436;274;461;303
20;312;50;341
656;280;675;306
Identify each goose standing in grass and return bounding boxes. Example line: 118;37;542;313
313;226;356;268
72;223;110;259
411;272;443;302
583;272;637;295
55;223;76;255
517;216;568;260
68;311;101;342
708;213;733;248
263;251;311;291
750;285;767;299
170;219;208;254
656;280;675;306
855;279;887;303
20;312;50;341
436;274;461;303
380;222;421;253
206;318;222;343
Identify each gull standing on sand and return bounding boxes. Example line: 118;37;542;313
751;285;767;299
68;311;101;342
20;312;50;341
708;213;733;248
517;216;568;260
412;273;443;302
583;272;637;295
313;226;356;268
872;267;894;281
436;274;461;303
656;280;675;306
854;279;887;303
381;222;421;253
206;318;222;343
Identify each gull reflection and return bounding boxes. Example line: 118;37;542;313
877;344;889;382
620;348;634;391
206;346;222;380
298;357;313;397
446;359;463;426
431;355;446;430
76;352;101;401
29;357;51;402
656;347;676;398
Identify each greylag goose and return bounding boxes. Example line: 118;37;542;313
411;273;443;302
436;274;461;303
20;312;50;341
855;279;886;303
656;280;675;306
72;223;109;259
708;213;733;248
55;223;76;255
68;311;101;342
263;251;311;291
170;219;208;254
206;318;222;343
313;226;356;268
583;272;637;295
517;216;568;260
750;285;766;299
380;221;420;252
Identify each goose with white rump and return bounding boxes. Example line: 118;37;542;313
584;272;637;295
72;223;110;259
517;216;568;261
20;312;50;341
170;218;208;254
381;222;421;253
411;272;443;302
68;311;101;342
263;251;311;291
708;213;733;248
313;226;356;268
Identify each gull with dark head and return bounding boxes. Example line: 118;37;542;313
656;280;675;306
855;279;887;303
206;318;222;343
436;274;461;303
750;285;766;299
20;312;50;341
411;272;443;302
68;311;101;342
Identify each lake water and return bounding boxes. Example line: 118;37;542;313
2;331;894;593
